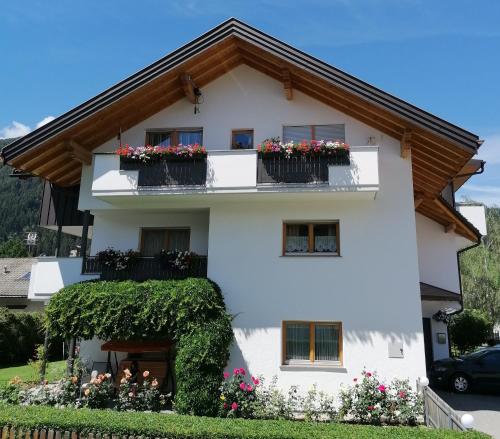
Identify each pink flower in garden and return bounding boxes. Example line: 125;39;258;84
239;368;246;376
152;379;159;387
251;376;260;385
377;385;386;393
399;391;406;399
223;372;230;379
143;371;150;378
365;372;372;377
128;392;134;398
246;385;253;392
367;405;374;411
231;402;238;411
239;382;246;390
233;368;240;375
353;378;358;382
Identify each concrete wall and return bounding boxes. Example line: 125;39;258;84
415;213;461;293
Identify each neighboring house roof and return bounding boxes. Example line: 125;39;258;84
0;258;33;298
0;18;482;243
420;282;461;302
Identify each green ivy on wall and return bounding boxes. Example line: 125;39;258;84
46;278;233;416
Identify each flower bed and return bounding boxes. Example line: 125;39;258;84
116;144;207;163
0;404;488;439
257;138;349;159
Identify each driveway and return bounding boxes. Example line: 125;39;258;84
436;390;500;438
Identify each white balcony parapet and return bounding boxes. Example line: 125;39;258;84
90;147;379;199
328;146;379;192
28;257;99;301
457;203;487;236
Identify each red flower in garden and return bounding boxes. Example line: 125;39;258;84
353;378;358;382
233;368;239;376
239;368;246;375
223;403;228;409
231;402;238;411
246;385;253;392
399;391;406;399
223;372;229;379
365;372;372;377
251;376;260;385
367;405;374;411
239;382;246;391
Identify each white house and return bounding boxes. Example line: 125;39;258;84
1;19;486;394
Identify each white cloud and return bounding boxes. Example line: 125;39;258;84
0;116;56;139
35;115;55;128
0;121;31;138
460;182;500;207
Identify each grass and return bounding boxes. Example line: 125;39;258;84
0;403;490;439
0;361;66;384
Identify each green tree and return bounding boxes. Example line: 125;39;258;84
460;207;500;325
0;236;29;257
449;309;491;355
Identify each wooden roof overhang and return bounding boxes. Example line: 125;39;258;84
101;339;172;353
0;19;482;241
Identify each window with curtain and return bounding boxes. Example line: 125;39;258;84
146;129;203;146
283;321;342;364
283;124;345;143
283;222;339;255
140;228;190;256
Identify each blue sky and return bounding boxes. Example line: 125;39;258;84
1;0;499;204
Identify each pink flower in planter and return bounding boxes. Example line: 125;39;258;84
247;385;253;392
251;376;260;385
367;405;374;411
239;382;246;390
377;385;386;393
231;402;238;411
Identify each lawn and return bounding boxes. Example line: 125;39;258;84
0;403;490;439
0;360;66;383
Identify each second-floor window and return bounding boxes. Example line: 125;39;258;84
231;129;254;149
283;221;339;255
283;124;345;143
146;128;203;146
140;228;190;256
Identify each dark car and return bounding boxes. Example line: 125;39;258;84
430;347;500;393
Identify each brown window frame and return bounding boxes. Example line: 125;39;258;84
281;321;343;366
231;129;254;150
145;128;203;146
282;221;340;256
139;227;191;255
282;124;346;142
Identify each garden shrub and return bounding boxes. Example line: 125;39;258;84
45;278;233;416
449;309;491;355
0;403;488;439
117;369;166;411
0;307;63;367
338;370;422;425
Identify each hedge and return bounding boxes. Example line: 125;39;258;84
45;278;234;416
0;308;62;367
0;404;489;439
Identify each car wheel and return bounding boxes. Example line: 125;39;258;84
452;374;470;393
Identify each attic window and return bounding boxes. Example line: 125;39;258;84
283;124;345;143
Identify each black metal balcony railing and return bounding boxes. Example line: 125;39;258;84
120;158;207;186
82;256;208;281
257;154;350;184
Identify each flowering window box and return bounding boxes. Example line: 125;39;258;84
257;140;349;184
117;144;207;186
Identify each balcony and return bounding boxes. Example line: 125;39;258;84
87;146;378;203
82;255;208;281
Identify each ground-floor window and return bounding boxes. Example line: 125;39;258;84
140;228;190;256
282;321;342;366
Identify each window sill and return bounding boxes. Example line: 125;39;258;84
280;364;347;373
281;253;341;257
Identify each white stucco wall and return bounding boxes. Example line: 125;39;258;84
457;204;487;236
415;213;461;293
207;133;426;394
90;210;209;255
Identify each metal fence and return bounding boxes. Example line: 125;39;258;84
419;384;467;431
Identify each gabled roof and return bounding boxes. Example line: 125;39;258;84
0;19;482;242
0;258;33;298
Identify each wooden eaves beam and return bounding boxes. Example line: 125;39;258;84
401;129;412;159
179;73;197;104
282;69;293;100
65;140;92;165
414;191;425;209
